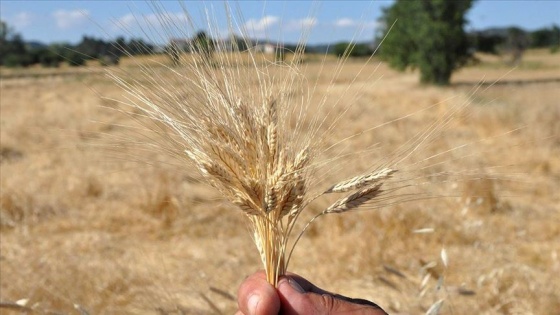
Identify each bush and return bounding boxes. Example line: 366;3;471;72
99;55;120;66
333;42;373;58
31;48;62;68
64;51;87;67
2;54;32;67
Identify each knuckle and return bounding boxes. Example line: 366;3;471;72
317;293;338;313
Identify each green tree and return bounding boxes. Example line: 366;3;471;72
74;35;106;59
192;31;214;63
469;31;504;55
378;0;474;85
531;25;560;49
125;38;154;55
333;42;373;58
0;20;32;67
230;34;249;52
165;41;182;66
505;27;530;65
30;47;62;67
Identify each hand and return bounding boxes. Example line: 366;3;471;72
236;271;387;315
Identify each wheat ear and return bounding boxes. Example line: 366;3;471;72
108;3;400;286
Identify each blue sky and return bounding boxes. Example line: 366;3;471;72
1;1;559;45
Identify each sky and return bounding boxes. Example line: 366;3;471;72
1;1;559;45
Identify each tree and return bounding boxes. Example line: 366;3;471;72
378;0;474;85
165;40;183;66
230;34;249;52
530;25;560;49
505;27;530;65
469;31;504;55
125;38;154;55
333;42;373;58
0;20;31;67
75;35;106;59
31;46;63;67
192;31;214;63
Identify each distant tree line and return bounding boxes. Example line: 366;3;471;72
471;25;560;54
0;20;154;68
470;25;560;64
164;30;304;66
332;42;374;58
329;24;560;63
3;16;558;73
334;25;560;63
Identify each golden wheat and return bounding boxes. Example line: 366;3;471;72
102;3;407;287
93;5;549;305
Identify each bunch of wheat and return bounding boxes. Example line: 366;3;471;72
105;4;402;286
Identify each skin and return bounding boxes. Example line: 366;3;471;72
236;271;388;315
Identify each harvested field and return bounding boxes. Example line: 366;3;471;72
1;50;559;314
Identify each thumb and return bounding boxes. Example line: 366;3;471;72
277;277;387;315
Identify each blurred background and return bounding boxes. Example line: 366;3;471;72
1;0;559;70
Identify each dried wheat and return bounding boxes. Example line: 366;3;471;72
106;3;416;287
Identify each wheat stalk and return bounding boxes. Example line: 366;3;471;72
107;2;400;286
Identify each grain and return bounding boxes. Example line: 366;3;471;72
325;183;384;214
106;3;398;286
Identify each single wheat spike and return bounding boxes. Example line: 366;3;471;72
325;168;397;193
325;184;384;214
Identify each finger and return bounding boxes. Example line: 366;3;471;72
237;270;281;315
284;273;331;295
277;277;387;315
330;293;387;310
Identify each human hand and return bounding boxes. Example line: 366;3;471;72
236;271;387;315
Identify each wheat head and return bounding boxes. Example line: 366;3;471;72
107;3;399;286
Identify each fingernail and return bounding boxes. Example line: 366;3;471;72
247;294;260;315
280;277;305;293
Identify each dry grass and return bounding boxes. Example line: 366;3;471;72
1;12;559;315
